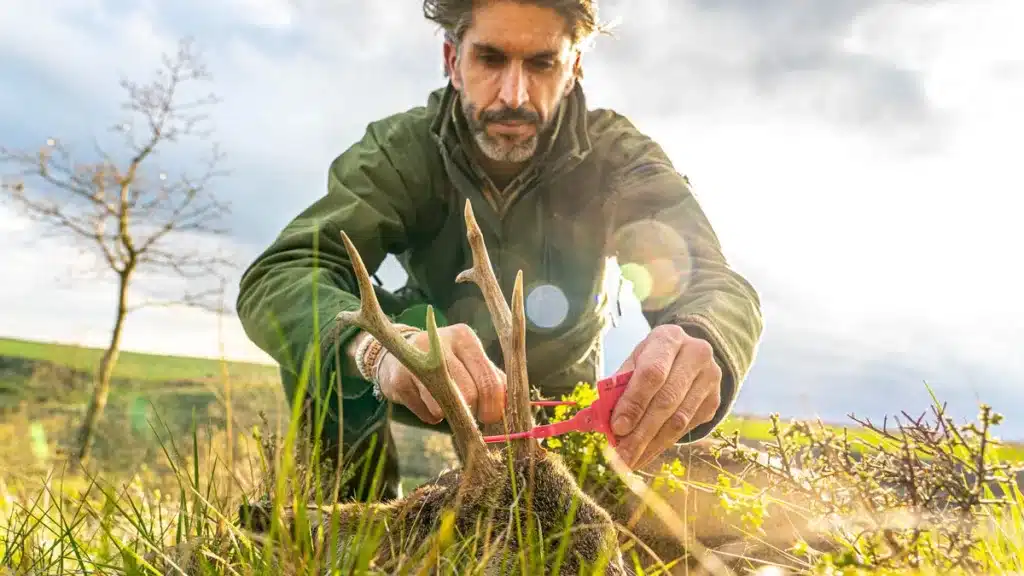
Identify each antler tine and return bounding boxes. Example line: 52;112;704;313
337;231;488;467
454;202;511;338
454;200;534;455
507;270;532;444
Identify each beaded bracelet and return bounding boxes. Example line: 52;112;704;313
354;324;421;398
353;332;377;382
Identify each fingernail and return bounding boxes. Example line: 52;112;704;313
612;416;630;435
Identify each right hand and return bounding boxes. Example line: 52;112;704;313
376;324;507;425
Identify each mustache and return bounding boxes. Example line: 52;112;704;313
480;106;540;125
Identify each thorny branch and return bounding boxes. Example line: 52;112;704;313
0;37;232;312
711;395;1023;573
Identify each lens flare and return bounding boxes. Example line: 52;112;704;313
612;219;693;311
526;283;569;329
619;262;653;302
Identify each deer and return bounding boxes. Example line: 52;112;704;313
146;199;831;576
240;198;630;575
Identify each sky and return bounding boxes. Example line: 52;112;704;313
1;0;1022;437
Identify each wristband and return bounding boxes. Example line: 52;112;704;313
354;324;422;396
370;327;420;400
353;332;377;382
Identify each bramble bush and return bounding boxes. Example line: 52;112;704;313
543;382;1024;574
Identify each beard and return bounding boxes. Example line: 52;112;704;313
460;96;547;164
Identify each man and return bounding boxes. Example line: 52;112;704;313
236;0;763;502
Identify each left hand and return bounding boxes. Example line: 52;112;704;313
609;324;723;470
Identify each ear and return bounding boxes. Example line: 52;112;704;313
443;39;463;89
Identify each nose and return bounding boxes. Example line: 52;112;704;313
498;62;528;109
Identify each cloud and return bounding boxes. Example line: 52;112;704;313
0;203;274;364
589;0;1024;432
2;0;1022;435
586;0;942;140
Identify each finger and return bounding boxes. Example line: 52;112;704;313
445;351;479;417
615;343;705;467
690;382;721;429
484;362;508;424
407;362;444;420
453;334;506;424
633;370;718;470
396;375;442;424
377;351;443;423
634;398;716;471
610;330;685;437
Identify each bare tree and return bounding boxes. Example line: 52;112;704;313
0;37;232;465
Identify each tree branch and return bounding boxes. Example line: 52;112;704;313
0;142;120;217
1;34;233;314
127;287;228;315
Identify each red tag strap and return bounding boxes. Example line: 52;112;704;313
481;370;635;447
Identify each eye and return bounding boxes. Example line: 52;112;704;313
479;51;506;67
527;57;555;72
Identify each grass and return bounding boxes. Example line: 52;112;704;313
1;392;1021;575
1;335;1022;575
0;336;279;385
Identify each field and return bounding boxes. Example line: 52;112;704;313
0;336;280;385
0;337;455;495
1;336;1022;574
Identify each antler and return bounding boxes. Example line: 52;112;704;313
336;231;489;470
455;200;534;458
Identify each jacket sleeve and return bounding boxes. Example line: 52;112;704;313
236;116;438;397
606;128;764;443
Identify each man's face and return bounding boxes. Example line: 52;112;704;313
445;2;580;165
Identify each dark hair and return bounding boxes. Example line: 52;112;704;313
423;0;607;50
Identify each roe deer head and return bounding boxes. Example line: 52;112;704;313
261;199;628;575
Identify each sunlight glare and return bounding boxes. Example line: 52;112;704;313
612;219;693;311
526;283;569;329
619;261;652;302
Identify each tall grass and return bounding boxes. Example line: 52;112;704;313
1;333;1021;575
2;388;1021;574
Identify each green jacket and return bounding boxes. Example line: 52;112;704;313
236;82;763;442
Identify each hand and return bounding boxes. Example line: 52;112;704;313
609;324;722;470
376;324;507;426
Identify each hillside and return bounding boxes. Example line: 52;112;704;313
1;335;1021;494
0;336;280;385
0;336;460;495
